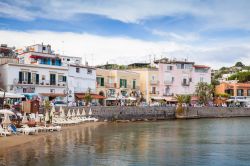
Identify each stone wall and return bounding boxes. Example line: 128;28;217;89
180;107;250;119
55;106;176;121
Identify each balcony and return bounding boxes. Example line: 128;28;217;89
105;83;117;88
164;80;173;85
132;86;140;90
150;80;159;85
182;82;190;86
14;79;66;87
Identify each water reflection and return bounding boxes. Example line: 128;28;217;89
1;119;250;165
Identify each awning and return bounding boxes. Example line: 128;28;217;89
151;96;165;100
75;93;106;99
164;96;177;102
0;92;25;98
106;97;118;101
39;93;66;97
126;97;137;101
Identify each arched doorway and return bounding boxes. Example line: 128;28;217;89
99;91;105;106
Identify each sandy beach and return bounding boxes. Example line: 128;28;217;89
0;122;106;154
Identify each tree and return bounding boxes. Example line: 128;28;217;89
84;88;92;106
228;72;250;83
195;82;214;105
235;62;245;67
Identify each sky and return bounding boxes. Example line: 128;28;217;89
1;0;250;69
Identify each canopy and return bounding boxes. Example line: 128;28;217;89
88;108;92;116
0;109;15;115
0;92;25;98
82;108;86;116
75;93;106;99
126;97;136;101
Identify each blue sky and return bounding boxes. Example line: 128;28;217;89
0;0;250;68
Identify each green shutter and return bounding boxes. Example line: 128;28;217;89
120;79;122;87
19;71;23;83
125;80;127;88
36;74;39;84
101;78;104;86
28;72;31;84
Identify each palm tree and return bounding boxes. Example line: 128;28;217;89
84;88;92;106
195;82;214;105
174;95;185;114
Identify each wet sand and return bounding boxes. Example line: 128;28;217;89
0;122;106;154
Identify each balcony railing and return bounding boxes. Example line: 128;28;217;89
150;80;159;85
150;91;159;95
14;79;66;87
163;93;174;96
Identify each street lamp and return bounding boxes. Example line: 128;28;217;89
0;88;6;109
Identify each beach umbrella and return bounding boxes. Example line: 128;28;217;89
67;109;71;117
35;112;40;123
22;113;28;124
0;109;15;115
60;106;65;118
88;108;92;116
76;109;80;116
82;108;86;116
72;109;76;117
50;106;56;117
2;114;11;125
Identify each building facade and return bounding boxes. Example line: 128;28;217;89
155;58;211;102
215;81;250;97
96;68;140;105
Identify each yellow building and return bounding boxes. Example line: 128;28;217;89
130;68;159;103
96;68;140;106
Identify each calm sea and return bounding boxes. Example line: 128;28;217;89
1;118;250;166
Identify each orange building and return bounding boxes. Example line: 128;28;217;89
215;82;250;96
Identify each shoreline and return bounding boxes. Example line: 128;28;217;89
0;122;106;154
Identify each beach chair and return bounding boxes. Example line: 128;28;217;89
8;124;18;135
0;124;11;136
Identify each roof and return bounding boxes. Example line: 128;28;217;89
69;64;96;70
193;65;210;68
75;93;106;99
154;58;194;64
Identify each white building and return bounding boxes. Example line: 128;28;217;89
67;64;96;102
0;63;68;101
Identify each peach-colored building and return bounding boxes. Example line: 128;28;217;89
154;58;211;102
215;81;250;96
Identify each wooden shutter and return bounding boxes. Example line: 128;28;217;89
19;71;23;83
28;72;31;84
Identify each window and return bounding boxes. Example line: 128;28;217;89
50;89;55;93
67;59;70;61
18;71;31;84
120;79;127;88
87;69;92;74
167;66;173;70
63;76;67;82
152;87;156;94
50;74;56;85
172;77;174;82
76;67;80;73
189;78;192;82
52;59;55;65
97;77;104;86
237;89;244;96
42;46;46;51
132;80;136;89
108;89;115;97
248;89;250;96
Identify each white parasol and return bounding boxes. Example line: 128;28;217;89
22;113;28;124
88;108;92;116
0;109;15;115
35;112;40;123
67;109;71;117
60;106;65;118
2;113;11;124
76;109;80;116
82;108;86;116
72;109;76;117
50;106;56;117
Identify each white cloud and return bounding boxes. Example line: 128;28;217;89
0;30;250;69
1;0;250;30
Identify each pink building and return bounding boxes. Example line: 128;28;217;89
155;58;211;101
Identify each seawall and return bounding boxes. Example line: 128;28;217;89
52;106;250;121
